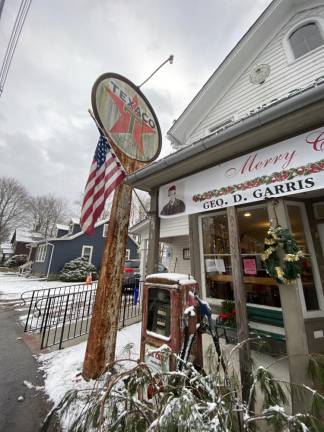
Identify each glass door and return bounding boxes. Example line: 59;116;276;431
285;201;323;313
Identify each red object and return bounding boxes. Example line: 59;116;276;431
80;134;125;236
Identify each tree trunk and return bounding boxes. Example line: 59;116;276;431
82;182;133;380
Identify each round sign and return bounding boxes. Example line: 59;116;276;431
92;73;162;163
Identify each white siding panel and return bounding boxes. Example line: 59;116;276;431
162;236;191;275
160;215;189;238
189;6;324;144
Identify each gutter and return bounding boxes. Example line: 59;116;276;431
46;242;55;280
126;82;324;185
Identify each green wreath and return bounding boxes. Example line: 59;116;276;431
261;225;304;285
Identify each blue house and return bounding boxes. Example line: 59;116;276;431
30;218;139;277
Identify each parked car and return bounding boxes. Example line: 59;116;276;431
123;259;140;293
122;260;168;293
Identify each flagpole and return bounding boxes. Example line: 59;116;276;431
137;55;174;89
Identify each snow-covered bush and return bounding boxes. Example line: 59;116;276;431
5;254;27;267
59;257;97;282
42;347;324;432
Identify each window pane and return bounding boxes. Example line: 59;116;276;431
290;23;324;59
202;213;229;255
238;207;281;307
202;213;232;299
82;247;92;262
287;205;319;310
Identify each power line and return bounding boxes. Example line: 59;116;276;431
0;0;32;97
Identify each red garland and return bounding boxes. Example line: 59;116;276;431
192;159;324;203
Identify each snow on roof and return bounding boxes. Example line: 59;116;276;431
56;224;69;231
146;273;197;285
15;229;44;243
70;217;80;225
0;243;14;253
33;218;109;243
129;218;149;234
94;218;108;228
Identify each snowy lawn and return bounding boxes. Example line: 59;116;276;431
0;272;78;301
38;322;141;430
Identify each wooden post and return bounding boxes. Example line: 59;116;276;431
147;189;160;275
83;181;132;379
227;206;252;403
268;199;312;413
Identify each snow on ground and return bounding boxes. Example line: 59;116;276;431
0;272;77;301
38;322;142;430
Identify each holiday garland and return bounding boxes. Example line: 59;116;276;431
192;158;324;202
261;225;304;285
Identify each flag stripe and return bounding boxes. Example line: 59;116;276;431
80;134;125;235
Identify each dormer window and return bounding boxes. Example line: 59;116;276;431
283;18;324;63
289;22;324;59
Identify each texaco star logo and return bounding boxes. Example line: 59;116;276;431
106;85;156;155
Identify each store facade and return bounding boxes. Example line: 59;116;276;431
156;126;324;351
126;88;324;388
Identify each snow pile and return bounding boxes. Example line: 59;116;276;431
0;273;76;300
146;273;197;285
39;322;141;430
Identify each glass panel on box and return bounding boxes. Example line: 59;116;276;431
147;288;171;337
287;205;319;310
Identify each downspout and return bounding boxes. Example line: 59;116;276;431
46;242;55;280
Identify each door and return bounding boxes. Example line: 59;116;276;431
285;201;324;315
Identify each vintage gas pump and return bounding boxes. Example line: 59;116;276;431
140;273;203;372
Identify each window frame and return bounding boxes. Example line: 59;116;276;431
103;223;108;238
283;17;324;64
81;245;93;263
36;244;47;262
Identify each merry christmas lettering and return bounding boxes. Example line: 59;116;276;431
225;150;297;178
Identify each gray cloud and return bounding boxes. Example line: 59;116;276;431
0;0;272;203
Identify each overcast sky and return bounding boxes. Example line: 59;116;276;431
0;0;272;205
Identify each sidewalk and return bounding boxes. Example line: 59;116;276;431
0;308;56;432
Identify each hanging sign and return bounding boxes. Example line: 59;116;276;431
159;126;324;218
92;73;162;169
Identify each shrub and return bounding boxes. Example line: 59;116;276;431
5;254;27;267
59;257;97;282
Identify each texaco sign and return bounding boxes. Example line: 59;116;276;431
92;73;161;163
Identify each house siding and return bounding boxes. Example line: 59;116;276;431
32;224;138;275
189;5;324;144
162;236;191;275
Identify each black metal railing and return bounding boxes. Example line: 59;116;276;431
23;278;143;350
40;288;97;349
23;282;98;333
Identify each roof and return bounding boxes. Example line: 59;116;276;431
126;80;324;191
70;217;80;225
168;0;321;147
129;219;150;235
14;229;44;243
0;243;14;254
32;218;109;244
56;224;69;231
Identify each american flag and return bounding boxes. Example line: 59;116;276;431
80;134;126;235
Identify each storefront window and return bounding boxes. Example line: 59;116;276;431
287;205;319;311
202;213;232;300
202;205;281;307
